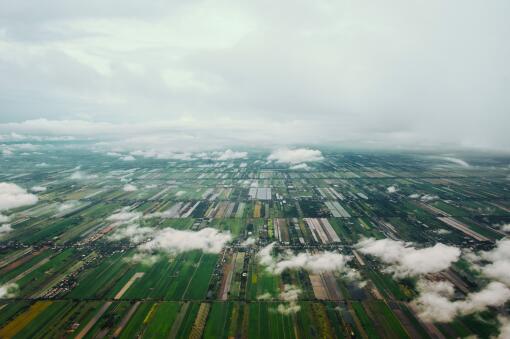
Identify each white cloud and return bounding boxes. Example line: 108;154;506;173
175;190;186;197
120;155;135;161
267;148;323;164
130;149;194;160
70;171;98;180
498;316;510;339
109;224;154;243
420;194;438;202
257;242;353;274
277;285;302;315
257;292;272;300
499;223;510;232
139;227;231;254
356;237;460;278
123;184;138;192
214;149;247;160
414;280;510;322
479;238;510;286
289;163;310;170
0;283;19;298
58;200;80;213
386;185;398;194
107;209;142;224
0;182;38;211
439;156;470;168
0;214;9;223
30;186;47;192
125;253;161;266
0;223;13;237
241;237;256;246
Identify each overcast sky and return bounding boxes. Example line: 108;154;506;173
0;0;509;151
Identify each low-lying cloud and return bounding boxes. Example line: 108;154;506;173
478;239;510;286
107;209;142;224
414;280;510;322
277;284;302;315
0;283;19;298
123;184;138;192
258;242;354;275
214;149;247;161
267;148;323;164
109;224;154;243
386;185;398;194
356;237;460;278
70;171;98;180
0;182;38;211
30;186;47;192
0;223;13;237
139;227;231;254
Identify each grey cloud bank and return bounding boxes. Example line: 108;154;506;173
0;0;509;151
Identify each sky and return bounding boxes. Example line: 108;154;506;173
0;0;509;151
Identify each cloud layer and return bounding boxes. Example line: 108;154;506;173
0;1;509;150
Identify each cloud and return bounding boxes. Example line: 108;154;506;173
241;237;256;246
139;227;231;254
420;194;438;202
386;185;398;194
123;184;138;192
0;214;9;223
125;253;161;266
214;149;247;160
107;209;142;224
439;156;470;168
0;283;19;298
0;182;38;211
277;285;302;315
175;190;186;197
479;238;510;286
499;223;510;233
256;292;272;300
120;155;135;161
58;200;80;213
70;171;98;180
109;224;154;243
267;148;323;164
414;280;510;322
289;163;310;170
257;242;353;274
356;237;460;278
0;223;13;237
130;149;194;160
498;316;510;339
30;186;47;192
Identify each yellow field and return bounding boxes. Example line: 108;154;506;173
0;301;52;338
143;303;158;324
253;202;261;218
